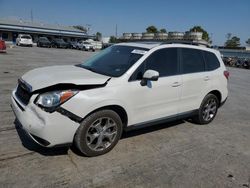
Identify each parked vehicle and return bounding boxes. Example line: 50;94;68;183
0;39;6;53
243;59;250;69
223;57;250;69
77;41;95;51
51;38;68;48
68;41;78;49
16;34;33;47
37;37;52;48
11;42;228;156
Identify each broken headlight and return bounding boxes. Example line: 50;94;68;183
35;90;78;110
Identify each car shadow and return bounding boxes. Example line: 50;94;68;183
14;119;69;156
14;118;185;157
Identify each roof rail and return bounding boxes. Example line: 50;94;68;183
160;39;211;48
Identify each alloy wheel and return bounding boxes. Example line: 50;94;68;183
202;98;217;121
86;117;118;151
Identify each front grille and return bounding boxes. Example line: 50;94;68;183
15;82;32;105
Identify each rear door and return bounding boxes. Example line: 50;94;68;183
180;48;211;113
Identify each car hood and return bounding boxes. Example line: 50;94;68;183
21;65;110;92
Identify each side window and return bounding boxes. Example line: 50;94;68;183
181;48;205;74
203;51;220;71
129;48;178;81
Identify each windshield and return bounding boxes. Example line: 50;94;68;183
40;37;49;41
21;35;31;39
77;45;148;77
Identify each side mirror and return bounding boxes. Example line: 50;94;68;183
141;70;159;86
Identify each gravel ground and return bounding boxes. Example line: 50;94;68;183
0;46;250;188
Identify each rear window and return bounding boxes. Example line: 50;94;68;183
181;48;205;74
21;35;31;39
203;51;220;71
55;39;63;42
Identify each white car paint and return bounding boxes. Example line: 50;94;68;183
11;43;228;147
22;65;110;91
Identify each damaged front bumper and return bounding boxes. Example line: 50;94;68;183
11;91;80;147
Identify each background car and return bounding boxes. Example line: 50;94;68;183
51;38;68;48
16;34;33;47
37;37;52;48
77;41;95;51
0;39;6;53
68;41;78;49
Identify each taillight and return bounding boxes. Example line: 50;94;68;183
224;71;230;80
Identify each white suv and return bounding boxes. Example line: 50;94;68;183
77;41;95;51
11;42;229;156
16;34;33;47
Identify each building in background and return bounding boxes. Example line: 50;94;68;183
0;18;95;44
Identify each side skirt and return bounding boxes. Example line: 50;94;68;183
125;110;198;131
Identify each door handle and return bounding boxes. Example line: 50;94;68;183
204;76;210;81
171;82;181;87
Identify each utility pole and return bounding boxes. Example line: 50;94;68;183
115;24;117;38
86;24;91;34
31;9;33;23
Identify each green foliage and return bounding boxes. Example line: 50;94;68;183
189;26;210;41
146;26;158;33
73;25;87;32
159;28;167;33
96;32;102;41
225;36;240;48
109;36;117;43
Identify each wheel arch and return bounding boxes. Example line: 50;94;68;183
81;105;128;129
207;90;222;105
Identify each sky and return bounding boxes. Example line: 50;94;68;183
0;0;249;46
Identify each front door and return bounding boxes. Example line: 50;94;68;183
126;47;182;125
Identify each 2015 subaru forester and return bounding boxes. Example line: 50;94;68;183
11;42;229;156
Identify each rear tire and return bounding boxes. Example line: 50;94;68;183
192;94;219;125
74;110;123;157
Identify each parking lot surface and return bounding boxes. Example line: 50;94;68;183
0;47;250;188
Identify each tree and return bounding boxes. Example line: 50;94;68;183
73;25;87;32
226;33;232;40
109;36;117;43
246;38;250;45
189;26;210;41
225;36;240;48
146;25;158;33
96;32;102;41
159;28;167;33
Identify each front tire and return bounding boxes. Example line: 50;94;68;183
74;110;123;157
192;94;219;125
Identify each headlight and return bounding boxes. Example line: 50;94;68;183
35;90;78;110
